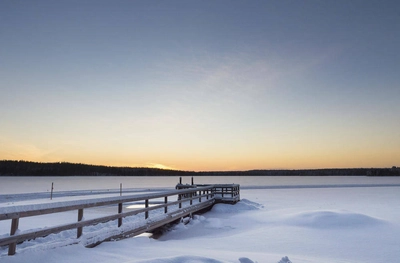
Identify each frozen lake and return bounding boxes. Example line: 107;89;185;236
1;176;400;263
1;175;400;194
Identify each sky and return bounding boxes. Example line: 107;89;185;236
0;0;399;171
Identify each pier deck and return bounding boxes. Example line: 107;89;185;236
0;183;240;256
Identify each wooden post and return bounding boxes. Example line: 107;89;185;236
120;183;122;196
190;192;193;205
50;182;54;200
145;199;149;219
199;190;201;202
179;177;182;184
191;177;194;185
179;195;182;208
77;209;83;238
118;203;123;227
8;218;19;255
164;196;168;213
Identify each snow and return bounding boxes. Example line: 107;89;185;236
1;177;400;263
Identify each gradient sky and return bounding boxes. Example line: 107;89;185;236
1;1;399;171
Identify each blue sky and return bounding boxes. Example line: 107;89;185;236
1;1;399;171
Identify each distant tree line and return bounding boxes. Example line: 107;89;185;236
0;160;191;177
0;160;399;177
206;168;400;176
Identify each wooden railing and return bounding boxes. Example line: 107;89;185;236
0;186;217;256
213;184;240;203
176;183;240;204
1;184;240;256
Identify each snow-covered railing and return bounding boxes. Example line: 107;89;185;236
0;185;217;256
213;184;240;203
176;183;240;204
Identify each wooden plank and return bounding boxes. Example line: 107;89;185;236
0;191;218;247
0;186;214;221
0;198;216;247
145;199;149;219
0;184;239;253
77;209;83;238
86;199;215;248
8;218;19;255
118;203;123;227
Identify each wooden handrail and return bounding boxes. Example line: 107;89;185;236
0;186;214;221
0;184;239;256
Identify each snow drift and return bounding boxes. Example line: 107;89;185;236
283;210;387;229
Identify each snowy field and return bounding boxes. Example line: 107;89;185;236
1;176;399;263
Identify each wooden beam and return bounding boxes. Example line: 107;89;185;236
0;184;239;254
145;199;149;219
8;218;19;255
77;209;83;238
0;186;214;221
118;203;123;227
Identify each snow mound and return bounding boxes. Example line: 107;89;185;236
133;255;227;263
134;255;261;263
285;210;386;229
238;257;256;263
277;256;292;263
211;199;263;213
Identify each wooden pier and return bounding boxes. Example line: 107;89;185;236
0;182;240;256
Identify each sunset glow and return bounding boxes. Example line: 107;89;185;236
1;1;399;171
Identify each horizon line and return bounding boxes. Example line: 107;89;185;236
1;159;397;173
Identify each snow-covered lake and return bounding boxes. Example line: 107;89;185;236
2;175;400;194
1;176;399;263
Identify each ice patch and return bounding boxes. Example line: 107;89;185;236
284;210;386;229
211;199;263;213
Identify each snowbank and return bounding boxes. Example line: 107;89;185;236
1;182;400;263
283;210;387;229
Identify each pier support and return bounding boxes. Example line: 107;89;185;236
8;218;19;255
77;209;84;238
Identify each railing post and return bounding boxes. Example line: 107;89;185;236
8;218;19;255
190;192;193;205
118;203;123;227
50;182;54;200
145;199;149;219
199;190;201;202
77;208;83;238
164;196;168;213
